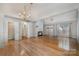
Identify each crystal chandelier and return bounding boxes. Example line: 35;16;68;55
19;3;33;21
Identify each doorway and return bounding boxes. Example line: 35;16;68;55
8;20;14;40
3;15;23;43
22;22;27;38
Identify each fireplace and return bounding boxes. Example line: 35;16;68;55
38;31;43;36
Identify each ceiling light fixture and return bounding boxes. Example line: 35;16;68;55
19;3;33;21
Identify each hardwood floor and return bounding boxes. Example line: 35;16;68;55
0;36;77;56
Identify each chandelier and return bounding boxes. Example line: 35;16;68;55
19;3;33;21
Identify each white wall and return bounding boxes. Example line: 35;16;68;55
27;22;34;38
44;10;76;24
44;10;77;38
0;17;3;40
70;21;77;38
77;20;79;42
77;9;79;42
0;16;4;48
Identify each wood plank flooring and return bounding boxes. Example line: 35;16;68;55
0;36;77;56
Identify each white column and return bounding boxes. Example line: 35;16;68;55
19;22;23;39
0;17;6;48
77;9;79;55
14;22;20;40
27;22;34;38
77;9;79;42
3;17;8;46
22;22;28;37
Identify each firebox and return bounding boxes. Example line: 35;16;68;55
38;31;43;36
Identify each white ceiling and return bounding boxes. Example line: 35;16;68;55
0;3;79;20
